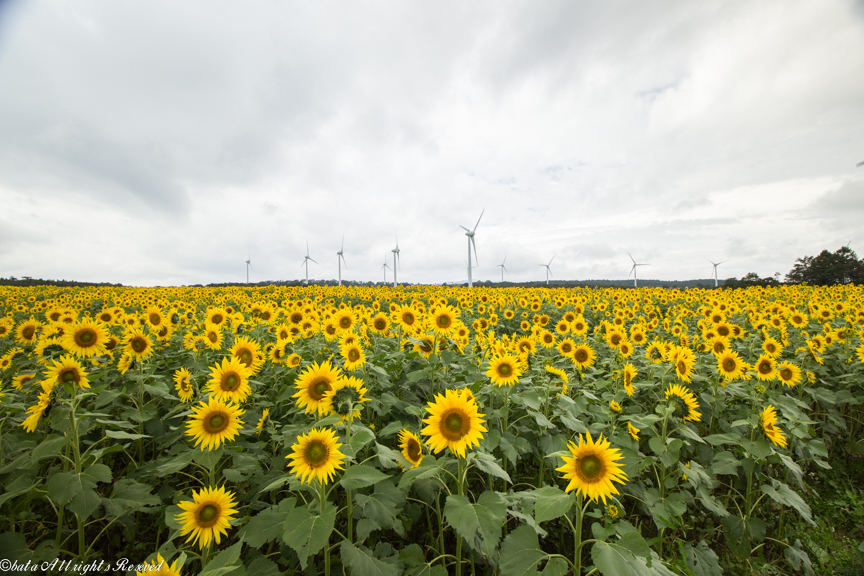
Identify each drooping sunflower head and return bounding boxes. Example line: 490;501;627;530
286;427;346;485
322;375;368;420
398;429;424;469
421;389;487;458
185;397;245;451
665;383;701;422
173;367;194;402
627;421;640;440
761;405;788;448
175;485;238;550
556;431;628;504
293;360;341;415
486;354;522;387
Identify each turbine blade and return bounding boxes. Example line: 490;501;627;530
310;258;318;265
628;252;636;264
548;256;554;266
341;254;347;269
460;225;471;233
502;266;507;273
473;208;484;232
341;234;344;252
471;236;479;265
629;264;636;276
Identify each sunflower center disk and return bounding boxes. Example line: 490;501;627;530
723;359;736;372
442;412;467;440
61;370;78;383
780;369;792;380
305;441;328;466
205;413;227;433
575;351;588;362
578;455;605;482
758;362;772;374
212;314;223;324
407;441;421;459
149;314;161;325
311;379;331;400
23;327;35;339
208;332;218;343
78;331;95;345
197;504;220;526
240;351;252;364
497;363;512;377
348;349;360;362
677;360;687;374
132;338;146;353
223;374;239;391
437;316;451;328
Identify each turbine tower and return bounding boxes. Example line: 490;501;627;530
496;255;508;283
628;253;649;287
245;249;253;284
539;257;554;285
391;239;400;286
381;255;391;284
707;258;727;288
460;209;484;288
336;236;347;286
301;242;318;285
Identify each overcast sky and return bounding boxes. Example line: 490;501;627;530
1;0;863;286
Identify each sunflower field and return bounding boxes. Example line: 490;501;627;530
1;284;863;575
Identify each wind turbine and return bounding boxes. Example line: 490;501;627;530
539;256;554;285
336;236;347;286
460;209;484;288
301;242;318;285
381;254;391;284
391;238;401;286
245;249;253;284
628;253;649;287
496;256;508;283
707;258;727;288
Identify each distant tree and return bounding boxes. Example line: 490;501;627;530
785;246;864;285
723;273;780;289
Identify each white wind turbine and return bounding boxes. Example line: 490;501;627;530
707;258;727;288
539;256;554;285
245;249;253;284
628;253;649;287
460;209;484;288
336;236;347;286
496;255;508;283
301;242;318;285
391;238;401;286
381;254;391;284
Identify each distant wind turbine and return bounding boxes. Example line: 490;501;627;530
391;238;401;286
707;258;727;288
628;253;649;287
460;209;484;288
245;249;253;284
539;257;554;285
496;256;508;283
336;236;347;286
301;242;318;285
381;254;391;284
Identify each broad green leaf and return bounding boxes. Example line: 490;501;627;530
340;540;400;576
683;541;722;576
199;540;244;576
499;525;547;576
541;558;568;576
105;430;150;440
703;433;741;446
444;491;507;558
784;539;815;576
354;480;406;539
282;504;337;569
237;498;296;548
471;452;511;483
32;434;70;462
340;464;390;490
532;486;574;524
760;481;815;525
104;479;160;517
375;442;411;470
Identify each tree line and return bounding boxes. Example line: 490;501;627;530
725;245;864;288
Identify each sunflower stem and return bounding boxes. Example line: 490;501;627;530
455;457;465;576
345;407;354;542
573;493;584;575
319;480;331;576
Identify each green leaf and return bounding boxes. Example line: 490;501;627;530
156;451;193;475
375;443;411;470
282;504;337;569
32;434;70;462
785;539;815;576
444;491;507;558
711;451;740;475
683;540;722;576
340;540;400;576
340;464;390;490
349;427;376;454
238;499;296;548
354;480;406;540
104;479;160;517
471;452;511;484
398;458;446;489
105;430;150;440
592;538;651;576
703;433;742;446
760;481;815;526
199;540;245;576
541;558;568;576
377;421;404;438
532;486;574;524
499;525;548;576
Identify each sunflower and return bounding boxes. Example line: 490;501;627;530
421;389;487;458
12;373;36;390
229;336;262;373
665;383;701;422
173;367;194;402
556;431;628;504
322;375;368;422
176;485;238;550
399;429;424;469
412;335;437;359
544;364;569;392
761;405;788;448
286;427;346;485
777;361;802;387
514;336;537;356
61;319;109;358
370;313;391;335
571;343;596;370
627;421;640;440
206;307;228;327
20;386;52;433
341;342;367;371
135;554;182;576
754;354;778;381
185;397;245;451
117;353;135;374
293;360;341;415
486;354;523;387
124;328;154;360
394;305;421;331
716;350;745;381
256;408;269;434
15;318;41;345
286;353;302;368
645;341;666;364
203;326;223;350
609;400;621;413
206;357;252;403
671;346;696;383
623;364;636;396
618;339;634;358
556;338;576;357
44;355;90;390
430;305;459;337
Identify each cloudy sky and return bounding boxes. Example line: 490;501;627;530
1;0;863;286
